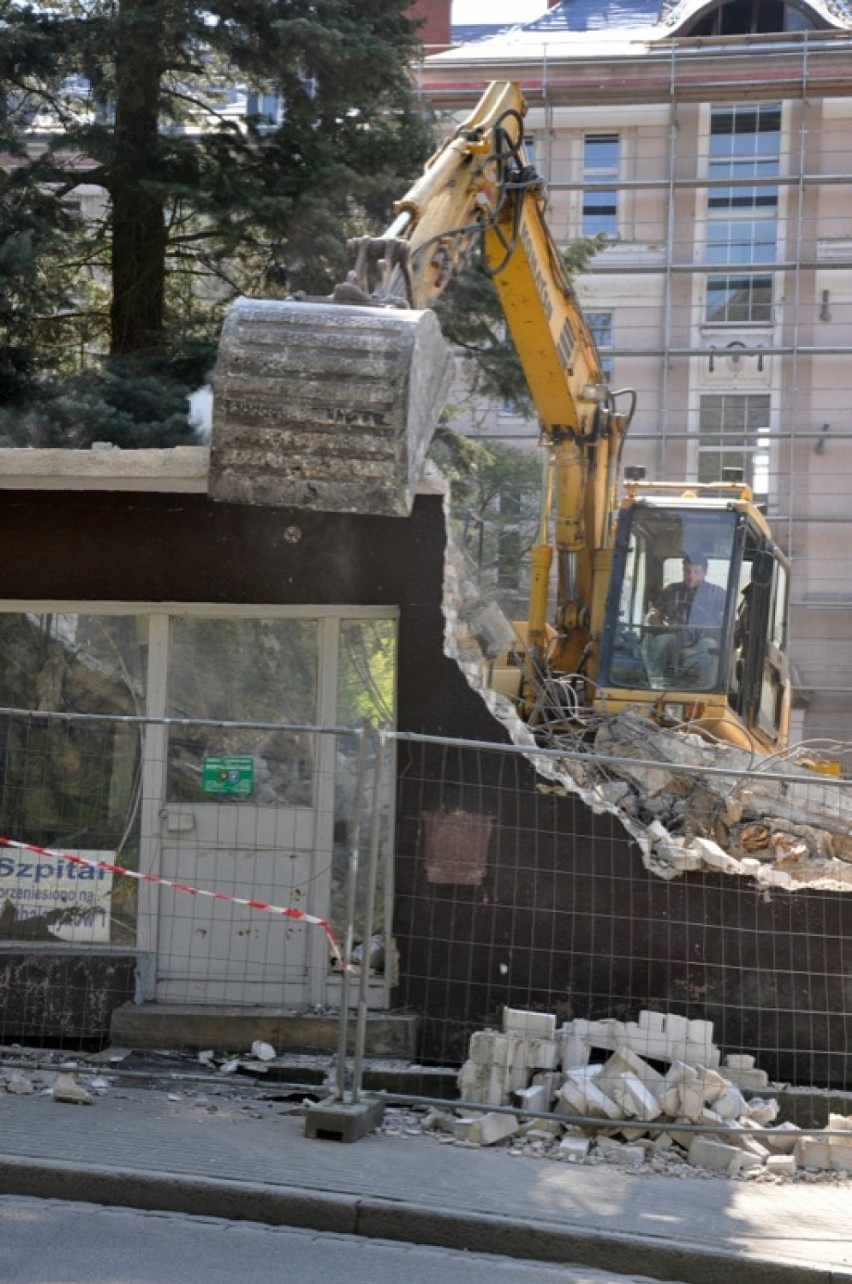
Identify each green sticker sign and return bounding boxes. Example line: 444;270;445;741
201;756;255;796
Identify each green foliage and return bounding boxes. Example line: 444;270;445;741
0;0;431;443
0;355;200;447
434;234;610;414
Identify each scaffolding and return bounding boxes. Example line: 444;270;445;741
420;27;852;752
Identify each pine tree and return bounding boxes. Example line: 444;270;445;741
0;0;430;444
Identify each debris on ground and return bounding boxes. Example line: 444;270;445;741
380;1006;852;1182
52;1072;95;1106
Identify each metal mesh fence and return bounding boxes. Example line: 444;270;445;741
2;702;852;1111
386;728;852;1095
0;707;388;1051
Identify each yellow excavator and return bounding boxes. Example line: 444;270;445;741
209;81;791;754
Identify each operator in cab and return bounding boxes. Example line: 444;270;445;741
644;554;726;689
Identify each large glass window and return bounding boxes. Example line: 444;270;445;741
699;394;771;499
0;613;148;945
166;617;318;807
705;105;780;324
583;135;619;237
605;507;738;693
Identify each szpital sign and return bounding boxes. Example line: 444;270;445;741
0;849;113;943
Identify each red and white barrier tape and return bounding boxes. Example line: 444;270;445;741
0;836;344;966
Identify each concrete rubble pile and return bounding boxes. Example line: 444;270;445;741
433;1007;852;1179
440;537;852;892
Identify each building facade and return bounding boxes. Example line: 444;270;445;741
421;0;852;750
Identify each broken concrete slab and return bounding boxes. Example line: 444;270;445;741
453;1111;520;1146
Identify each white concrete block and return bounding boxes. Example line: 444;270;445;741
559;1031;590;1070
532;1071;564;1097
608;1071;662;1121
503;1008;556;1040
514;1083;551;1114
469;1030;505;1066
795;1137;832;1170
599;1045;664;1091
458;1060;506;1107
557;1073;623;1120
520;1117;563;1138
454;1111;520;1146
828;1141;852;1172
688;1136;745;1175
765;1154;797;1175
714;1086;748;1121
720;1064;770;1091
558;1135;590;1162
745;1097;779;1126
638;1010;666;1034
735;1134;770;1159
664;1014;690;1041
528;1037;559;1071
725;1054;755;1070
688;1018;715;1046
693;1065;729;1105
762;1121;800;1154
828;1112;852;1132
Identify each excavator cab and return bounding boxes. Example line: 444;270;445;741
596;482;791;750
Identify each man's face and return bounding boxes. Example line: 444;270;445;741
683;560;707;588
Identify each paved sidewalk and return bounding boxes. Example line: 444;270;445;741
0;1081;850;1284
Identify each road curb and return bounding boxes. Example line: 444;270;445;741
0;1156;846;1284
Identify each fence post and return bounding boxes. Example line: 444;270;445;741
351;725;386;1104
333;723;370;1102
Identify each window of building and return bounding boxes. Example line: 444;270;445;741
698;394;771;498
582;135;619;237
705;105;780;325
683;0;819;36
586;311;614;382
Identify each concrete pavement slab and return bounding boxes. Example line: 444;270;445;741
0;1086;850;1283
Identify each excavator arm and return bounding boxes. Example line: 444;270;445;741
210;81;633;700
329;82;632;676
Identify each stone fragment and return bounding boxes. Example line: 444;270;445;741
514;1083;552;1114
688;1136;745;1175
503;1008;556;1040
53;1073;95;1106
453;1111;519;1146
607;1071;662;1121
745;1097;779;1126
713;1086;748;1120
557;1070;623;1120
532;1071;565;1098
558;1135;590;1162
762;1121;801;1154
458;1060;506;1107
719;1057;770;1091
422;1110;456;1134
5;1072;36;1095
559;1030;591;1070
765;1154;797;1175
795;1137;833;1170
251;1041;276;1061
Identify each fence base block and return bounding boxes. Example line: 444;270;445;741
304;1097;385;1143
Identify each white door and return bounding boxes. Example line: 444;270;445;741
154;615;331;1006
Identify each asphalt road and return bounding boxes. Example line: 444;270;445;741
0;1196;684;1284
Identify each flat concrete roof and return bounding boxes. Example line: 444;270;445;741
0;447;210;493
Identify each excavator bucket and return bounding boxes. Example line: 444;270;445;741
208;297;455;516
